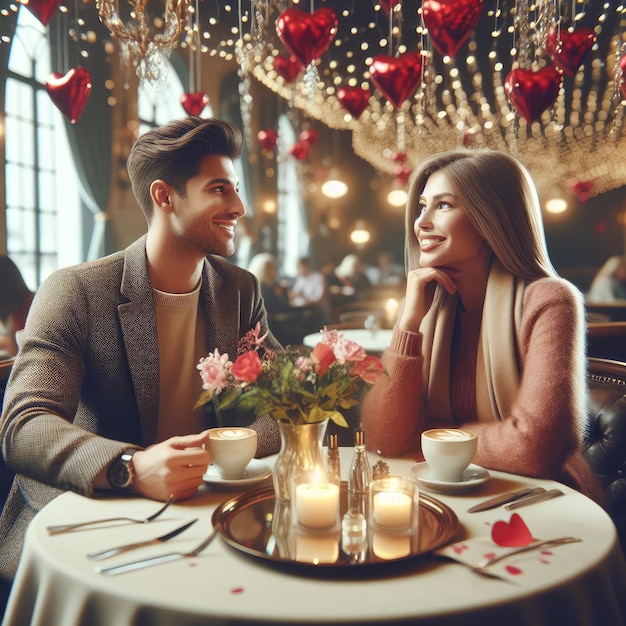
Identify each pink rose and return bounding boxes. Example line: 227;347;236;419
311;342;336;376
350;355;385;383
197;349;232;393
232;350;263;382
332;336;367;364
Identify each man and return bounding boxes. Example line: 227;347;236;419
0;117;280;582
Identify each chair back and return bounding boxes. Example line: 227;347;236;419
583;357;626;549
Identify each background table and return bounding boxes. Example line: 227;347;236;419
3;450;626;626
303;329;393;356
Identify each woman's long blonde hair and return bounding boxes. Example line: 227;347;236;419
404;149;557;280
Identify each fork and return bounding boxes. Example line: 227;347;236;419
96;526;219;576
47;495;174;535
473;536;581;575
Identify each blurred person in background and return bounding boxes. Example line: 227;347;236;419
0;256;35;357
587;256;626;303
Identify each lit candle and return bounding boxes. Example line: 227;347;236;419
295;482;340;529
372;491;412;529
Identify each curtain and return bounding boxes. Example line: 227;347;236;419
48;3;115;260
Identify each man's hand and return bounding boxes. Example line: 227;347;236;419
131;430;211;501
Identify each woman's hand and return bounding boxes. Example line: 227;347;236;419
131;431;211;501
399;267;460;332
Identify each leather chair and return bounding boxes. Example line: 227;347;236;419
582;357;626;550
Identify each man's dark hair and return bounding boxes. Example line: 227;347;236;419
126;116;243;220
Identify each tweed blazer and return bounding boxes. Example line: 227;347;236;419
0;235;280;580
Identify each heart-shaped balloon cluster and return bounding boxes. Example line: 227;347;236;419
24;0;63;25
258;129;278;152
180;92;210;116
549;27;596;76
273;55;303;83
504;66;562;124
571;179;594;202
422;0;484;58
276;7;338;67
370;52;424;109
45;67;92;124
289;129;320;161
336;86;371;119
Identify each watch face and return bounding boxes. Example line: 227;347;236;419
108;460;132;489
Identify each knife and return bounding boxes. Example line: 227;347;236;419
467;487;546;513
87;519;199;560
505;488;564;510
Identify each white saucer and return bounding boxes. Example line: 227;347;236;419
411;462;489;495
203;459;272;489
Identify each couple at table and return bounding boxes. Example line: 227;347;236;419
0;117;603;592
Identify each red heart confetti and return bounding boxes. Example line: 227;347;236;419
491;513;534;547
453;543;469;555
422;0;484;58
230;587;245;594
276;7;338;67
505;564;523;575
45;67;92;124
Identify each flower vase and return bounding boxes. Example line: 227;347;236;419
272;418;329;503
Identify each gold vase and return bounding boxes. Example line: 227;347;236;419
272;418;329;503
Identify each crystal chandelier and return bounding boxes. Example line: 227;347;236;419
96;0;189;86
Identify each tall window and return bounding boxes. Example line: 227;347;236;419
5;8;81;289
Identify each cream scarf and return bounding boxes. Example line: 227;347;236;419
420;260;525;424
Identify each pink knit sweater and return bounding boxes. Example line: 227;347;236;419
361;277;603;501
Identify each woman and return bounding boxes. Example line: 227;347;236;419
587;256;626;303
361;149;601;500
0;256;34;357
248;252;290;318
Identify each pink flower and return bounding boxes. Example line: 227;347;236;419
332;336;367;364
350;355;385;384
232;350;263;383
311;342;336;376
197;349;232;393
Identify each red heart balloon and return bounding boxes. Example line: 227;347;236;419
337;86;371;119
45;67;92;124
504;66;562;124
491;513;534;547
276;7;338;67
180;92;210;116
273;55;303;83
290;140;312;161
380;0;402;14
23;0;63;25
257;129;278;151
551;28;596;76
299;129;319;146
370;52;424;109
422;0;483;58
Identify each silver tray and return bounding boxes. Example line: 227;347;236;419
211;482;459;571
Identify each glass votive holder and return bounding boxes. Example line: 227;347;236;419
341;511;368;564
293;470;340;530
371;530;412;560
294;528;339;565
369;475;419;534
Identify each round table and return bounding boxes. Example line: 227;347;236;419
3;450;626;626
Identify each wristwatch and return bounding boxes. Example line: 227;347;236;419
107;450;137;490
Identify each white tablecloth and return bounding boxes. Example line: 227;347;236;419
303;329;393;355
3;450;626;626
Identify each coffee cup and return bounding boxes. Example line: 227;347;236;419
207;427;257;479
421;428;477;482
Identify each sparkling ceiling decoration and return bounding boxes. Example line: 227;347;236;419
209;0;626;198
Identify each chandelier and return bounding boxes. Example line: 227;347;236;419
203;0;625;199
96;0;189;86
